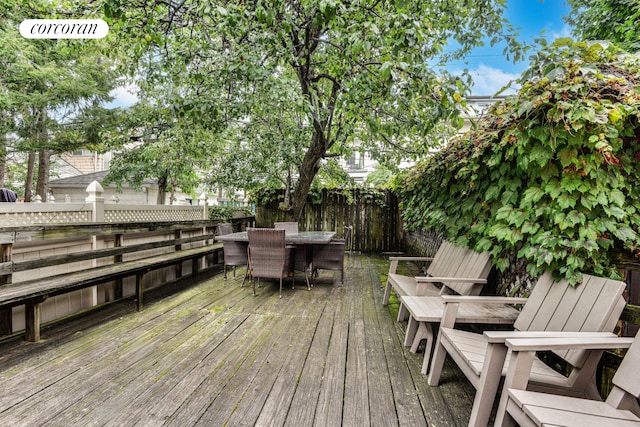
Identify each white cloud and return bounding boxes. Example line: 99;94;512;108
451;64;521;96
106;83;139;109
549;23;572;40
468;64;521;95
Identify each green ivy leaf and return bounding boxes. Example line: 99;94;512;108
614;226;636;242
557;192;577;209
522;221;541;234
578;223;598;240
604;205;625;220
560;172;584;193
530;143;553;166
521;186;545;207
608;188;625;207
485;184;502;202
544;180;562;199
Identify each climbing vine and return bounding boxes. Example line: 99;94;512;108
398;40;640;284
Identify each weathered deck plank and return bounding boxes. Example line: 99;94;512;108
0;254;478;426
306;285;349;427
368;257;429;427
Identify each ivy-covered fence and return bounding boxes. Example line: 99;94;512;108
397;40;640;290
254;188;402;253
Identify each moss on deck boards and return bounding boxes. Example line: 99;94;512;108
0;254;478;426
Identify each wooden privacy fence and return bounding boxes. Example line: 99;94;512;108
255;189;403;253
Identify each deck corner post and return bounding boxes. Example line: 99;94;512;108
136;272;145;312
25;297;46;342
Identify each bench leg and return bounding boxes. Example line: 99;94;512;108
396;302;408;322
25;297;46;342
382;280;392;305
404;315;419;347
136;272;144;312
114;278;123;300
412;321;429;352
419;323;437;375
192;257;200;277
0;308;12;336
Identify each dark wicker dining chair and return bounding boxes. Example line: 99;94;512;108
218;223;249;286
274;221;299;234
274;221;311;290
312;226;352;284
247;228;294;297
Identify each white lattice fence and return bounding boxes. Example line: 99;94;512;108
0;203;93;226
104;205;205;222
0;181;207;225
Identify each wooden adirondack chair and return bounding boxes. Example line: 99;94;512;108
382;240;493;322
427;271;627;427
495;332;639;427
401;295;520;375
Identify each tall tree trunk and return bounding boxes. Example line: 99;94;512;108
283;171;292;210
0;134;6;187
156;175;167;205
28;106;48;202
169;176;177;205
36;149;51;201
24;152;36;202
291;131;325;221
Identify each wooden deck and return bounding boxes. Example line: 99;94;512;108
0;254;478;426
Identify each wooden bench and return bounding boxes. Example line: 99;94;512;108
0;220;245;342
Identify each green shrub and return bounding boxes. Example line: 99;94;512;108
208;205;252;221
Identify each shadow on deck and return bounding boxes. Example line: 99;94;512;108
0;254;478;426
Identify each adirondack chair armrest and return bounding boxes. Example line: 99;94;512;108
388;256;434;274
483;330;619;344
415;277;487;284
503;335;634;352
440;295;528;304
437;296;527;328
389;256;434;262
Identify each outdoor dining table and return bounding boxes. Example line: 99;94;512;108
215;230;336;245
215;230;337;289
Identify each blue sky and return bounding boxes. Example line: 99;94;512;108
452;0;573;95
107;0;573;107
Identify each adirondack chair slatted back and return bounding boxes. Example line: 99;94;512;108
611;333;640;400
425;240;459;278
440;249;492;296
513;272;627;367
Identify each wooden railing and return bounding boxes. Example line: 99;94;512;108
0;216;254;340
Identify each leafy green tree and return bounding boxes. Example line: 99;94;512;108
85;0;525;219
206;70;313;206
398;40;640;285
103;82;219;204
366;164;393;188
1;0;118;200
567;0;640;52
